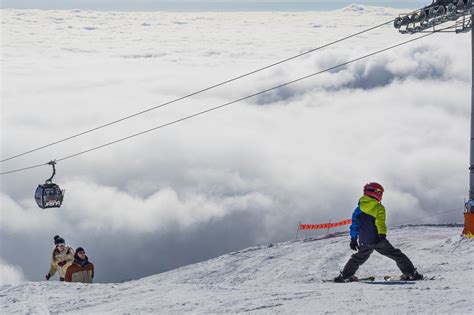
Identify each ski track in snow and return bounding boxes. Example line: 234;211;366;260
1;226;473;313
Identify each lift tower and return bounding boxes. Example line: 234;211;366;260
394;0;473;234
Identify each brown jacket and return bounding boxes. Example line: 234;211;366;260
48;246;75;278
65;260;94;283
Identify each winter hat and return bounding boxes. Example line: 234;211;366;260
74;247;86;260
53;235;65;245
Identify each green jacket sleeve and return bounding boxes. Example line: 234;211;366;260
375;204;387;235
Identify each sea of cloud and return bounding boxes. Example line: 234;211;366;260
0;5;470;282
0;258;25;285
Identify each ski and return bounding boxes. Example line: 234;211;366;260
384;275;436;282
323;276;375;283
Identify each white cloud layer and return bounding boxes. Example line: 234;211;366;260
0;6;469;281
0;259;25;285
1;182;273;233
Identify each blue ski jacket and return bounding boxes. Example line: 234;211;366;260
350;195;387;245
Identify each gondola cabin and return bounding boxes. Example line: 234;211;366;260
35;160;65;209
35;183;64;209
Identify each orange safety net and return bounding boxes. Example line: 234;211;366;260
299;219;352;230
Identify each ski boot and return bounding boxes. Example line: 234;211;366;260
333;273;358;283
400;269;423;281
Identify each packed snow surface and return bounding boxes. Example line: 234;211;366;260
1;225;473;313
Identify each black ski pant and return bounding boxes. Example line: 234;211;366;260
342;238;415;277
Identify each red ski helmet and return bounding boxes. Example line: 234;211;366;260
363;182;384;201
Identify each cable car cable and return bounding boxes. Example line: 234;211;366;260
0;18;399;163
0;162;49;175
0;22;459;176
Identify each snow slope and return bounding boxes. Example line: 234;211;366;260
1;225;473;313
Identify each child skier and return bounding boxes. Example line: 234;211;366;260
334;182;423;282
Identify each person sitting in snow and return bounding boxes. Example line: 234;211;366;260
334;182;423;282
45;235;75;282
65;247;94;283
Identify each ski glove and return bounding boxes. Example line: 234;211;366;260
58;261;67;267
350;238;360;251
45;273;51;281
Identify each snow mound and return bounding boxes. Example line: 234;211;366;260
1;226;473;313
342;4;370;12
339;4;398;15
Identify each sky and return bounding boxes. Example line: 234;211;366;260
0;4;471;284
1;1;427;11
